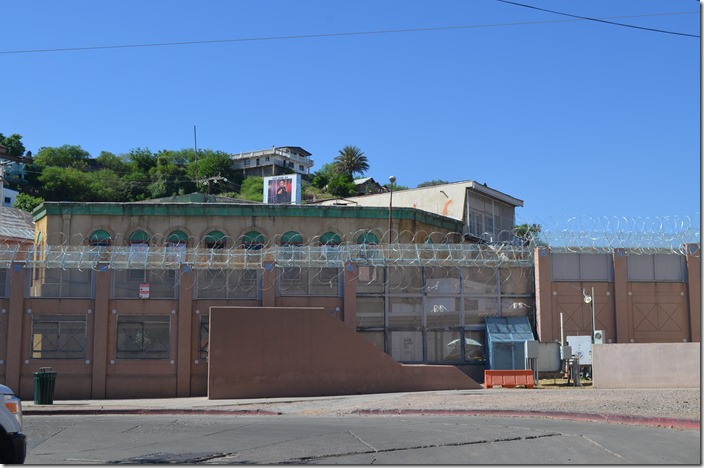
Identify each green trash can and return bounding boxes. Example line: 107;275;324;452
33;367;57;405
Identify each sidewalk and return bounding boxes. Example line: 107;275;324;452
23;387;701;430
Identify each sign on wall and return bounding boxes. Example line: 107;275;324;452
263;174;300;205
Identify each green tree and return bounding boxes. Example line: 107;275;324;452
33;145;90;170
148;150;190;198
38;167;92;201
514;223;542;247
96;151;128;174
327;173;357;198
187;150;237;194
88;169;124;201
310;162;336;189
13;193;44;213
333;145;369;177
388;181;409;191
0;133;26;158
417;179;449;188
127;148;157;174
238;176;264;202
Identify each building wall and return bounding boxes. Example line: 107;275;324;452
534;246;700;344
208;306;481;399
592;343;700;388
33;203;463;247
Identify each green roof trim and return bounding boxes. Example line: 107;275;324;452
357;231;379;244
281;231;303;245
320;232;341;245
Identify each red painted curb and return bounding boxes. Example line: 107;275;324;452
24;408;280;417
351;408;701;430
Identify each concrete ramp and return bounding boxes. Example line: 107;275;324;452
208;306;481;399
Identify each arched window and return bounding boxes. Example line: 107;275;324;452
281;231;303;246
320;231;341;261
241;231;264;251
357;231;379;245
205;231;227;249
280;231;302;261
166;230;188;246
166;230;188;263
320;232;341;245
89;230;111;247
128;230;150;267
356;231;379;261
129;230;150;245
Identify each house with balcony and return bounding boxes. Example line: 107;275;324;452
230;146;314;177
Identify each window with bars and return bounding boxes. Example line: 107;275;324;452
116;315;170;359
32;315;87;359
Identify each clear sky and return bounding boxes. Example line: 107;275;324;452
1;0;700;225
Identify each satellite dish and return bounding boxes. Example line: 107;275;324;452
583;296;592;304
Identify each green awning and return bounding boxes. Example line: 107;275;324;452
281;231;303;245
357;231;379;244
129;230;150;243
242;231;264;244
89;230;111;242
205;231;226;243
320;232;341;245
167;230;188;243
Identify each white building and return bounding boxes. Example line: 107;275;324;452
230;146;314;177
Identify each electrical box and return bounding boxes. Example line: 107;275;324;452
593;330;605;344
524;340;539;359
560;345;572;360
566;335;592;365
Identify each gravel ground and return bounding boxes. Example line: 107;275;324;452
255;387;701;421
24;387;701;423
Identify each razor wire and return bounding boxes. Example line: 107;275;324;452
2;215;699;296
521;214;700;254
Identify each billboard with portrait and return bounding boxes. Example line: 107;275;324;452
263;174;300;204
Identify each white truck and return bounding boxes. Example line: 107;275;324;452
0;384;26;464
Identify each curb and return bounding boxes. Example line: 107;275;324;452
24;408;280;417
352;409;701;430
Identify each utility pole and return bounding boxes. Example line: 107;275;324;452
193;125;199;184
197;175;228;194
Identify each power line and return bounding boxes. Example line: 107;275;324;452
0;11;697;56
496;0;698;38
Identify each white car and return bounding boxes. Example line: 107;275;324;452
0;384;26;464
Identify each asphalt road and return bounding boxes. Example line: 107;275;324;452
24;414;700;464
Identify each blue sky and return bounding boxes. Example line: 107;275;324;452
1;0;699;224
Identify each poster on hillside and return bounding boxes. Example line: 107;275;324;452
263;174;300;205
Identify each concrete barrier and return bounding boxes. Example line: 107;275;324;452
484;370;534;389
593;343;700;389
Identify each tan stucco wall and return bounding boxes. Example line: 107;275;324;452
592;343;700;388
37;205;460;247
208;306;481;399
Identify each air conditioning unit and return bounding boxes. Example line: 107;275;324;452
593;330;605;344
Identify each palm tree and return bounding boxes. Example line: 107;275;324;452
333;145;369;178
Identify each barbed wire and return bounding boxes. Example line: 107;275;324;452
1;215;700;271
521;214;700;254
0;217;700;298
